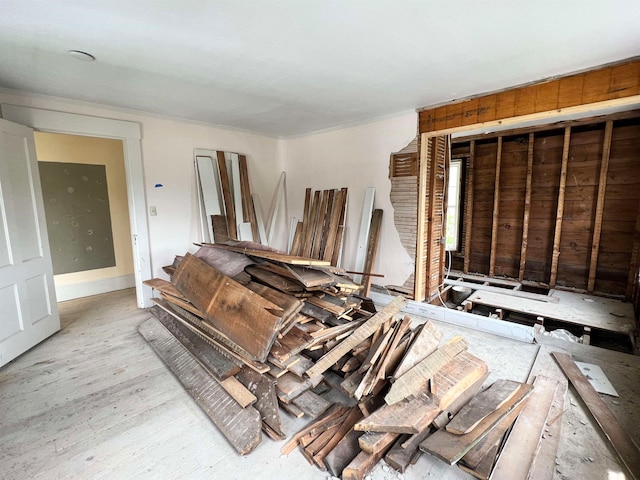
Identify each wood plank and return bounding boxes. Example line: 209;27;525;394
137;317;261;455
144;278;187;301
195;155;222;242
236;366;284;439
392;320;442;380
280;405;348;455
550;127;571;287
172;253;283;362
359;431;401;455
216;150;237;240
430;351;489;410
463;140;475;274
305;295;407;378
490;375;560;480
244;265;305;294
419;382;533;465
415;137;429;301
355;391;438;434
292;390;332;419
312;406;363;470
239;154;260;242
552;352;640;480
384;336;468;405
207;243;331;266
588;120;614;291
519;133;535;281
342;433;399;480
324;429;363;477
489;136;503;277
433;372;489;430
385;431;429;473
362;208;383;296
311;190;329;259
149;305;240;381
219;376;257;408
445;379;521;435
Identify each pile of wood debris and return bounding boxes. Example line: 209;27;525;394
139;241;567;480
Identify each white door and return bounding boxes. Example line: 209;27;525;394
0;119;60;368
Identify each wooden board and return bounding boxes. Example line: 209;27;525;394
172;253;283;362
324;429;363;477
552;352;640;480
385;431;428;473
355;391;439;434
137;317;261;455
235;366;284;439
445;379;521;435
216;151;237;240
149;305;240;380
361;208;383;296
218;376;257;408
305;295;407;378
342;433;399;480
419;382;533;465
207;243;331;266
143;278;187;300
292;390;332;419
392;320;442;379
490;375;560;480
385;336;468;405
244;265;305;294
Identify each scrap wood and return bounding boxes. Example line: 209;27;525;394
433;372;489;430
342;432;399;480
392;320;443;380
489;376;560;480
292;390;333;419
324;429;363;477
446;379;522;435
354;390;439;434
552;352;640;480
419;382;533;465
385;431;429;473
361;208;383;297
280;405;349;455
208;242;331;266
359;431;399;455
312;406;363;470
236;366;285;440
305;295;408;378
149;305;240;381
172;253;284;362
385;335;469;405
138;317;261;455
152;298;269;374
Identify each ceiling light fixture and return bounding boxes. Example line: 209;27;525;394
67;50;96;62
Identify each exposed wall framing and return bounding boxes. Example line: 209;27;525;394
453;113;640;298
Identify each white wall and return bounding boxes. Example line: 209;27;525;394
282;112;418;287
0;89;282;280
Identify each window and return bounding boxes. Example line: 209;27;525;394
445;159;462;251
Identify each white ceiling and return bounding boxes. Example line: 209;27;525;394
0;1;638;137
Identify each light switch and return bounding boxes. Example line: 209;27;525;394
150;205;157;216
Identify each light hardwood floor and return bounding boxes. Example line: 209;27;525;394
1;288;637;479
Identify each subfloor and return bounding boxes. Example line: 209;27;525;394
1;288;639;480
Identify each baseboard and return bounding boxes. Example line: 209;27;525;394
55;274;136;302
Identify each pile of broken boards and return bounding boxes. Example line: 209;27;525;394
139;242;565;480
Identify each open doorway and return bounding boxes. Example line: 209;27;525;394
34;132;135;302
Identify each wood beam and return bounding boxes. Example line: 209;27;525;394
462;141;475;274
587;121;613;292
519;133;535;281
419;58;640;135
489;137;503;277
216;151;237;240
549;127;571;287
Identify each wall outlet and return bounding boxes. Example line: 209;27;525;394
149;205;157;216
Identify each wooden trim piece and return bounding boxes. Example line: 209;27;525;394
588;121;613;292
489;137;503;277
463;141;475;273
216;151;237;240
239;155;260;242
353;187;375;283
549;127;571;287
302;190;321;258
419;58;640;134
519;133;535;281
230;153;245;239
415;135;430;301
552;352;640;480
312;190;330;259
362;209;383;297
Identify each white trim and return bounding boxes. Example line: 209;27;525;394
369;291;535;343
1;104;153;308
55;274;136;302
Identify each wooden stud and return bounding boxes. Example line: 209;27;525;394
489;136;503;277
311;190;330;259
463;140;475;274
415;135;430;301
354;187;375;283
518;133;535;281
238;155;260;242
216;151;237;240
549;127;571;287
362;209;383;297
587;121;614;292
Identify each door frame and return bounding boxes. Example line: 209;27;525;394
1;104;153;308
